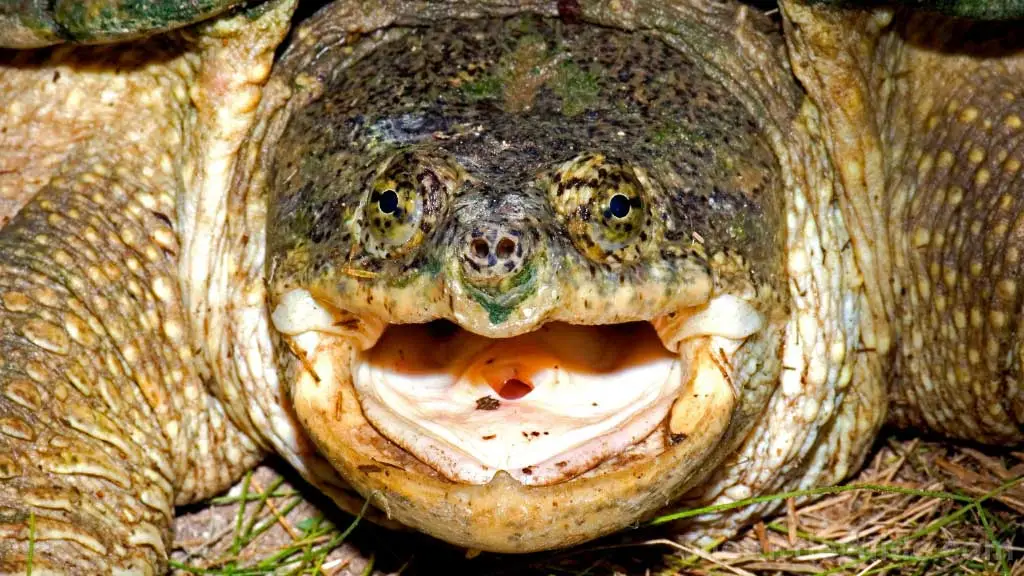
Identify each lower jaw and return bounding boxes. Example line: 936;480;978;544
287;328;745;552
352;321;693;486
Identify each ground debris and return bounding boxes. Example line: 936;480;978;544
173;436;1024;575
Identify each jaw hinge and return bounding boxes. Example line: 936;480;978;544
283;335;322;384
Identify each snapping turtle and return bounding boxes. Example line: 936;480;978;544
2;0;1023;571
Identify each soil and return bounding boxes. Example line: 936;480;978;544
171;434;1024;575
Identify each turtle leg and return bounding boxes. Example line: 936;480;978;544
880;23;1024;443
0;8;295;572
782;4;1024;443
0;155;254;572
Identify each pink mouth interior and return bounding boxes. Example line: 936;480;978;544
351;320;687;485
494;378;533;400
479;360;540;400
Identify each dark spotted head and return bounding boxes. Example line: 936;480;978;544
267;15;783;336
264;11;789;556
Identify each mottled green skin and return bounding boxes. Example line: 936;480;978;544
0;0;247;47
267;16;786;329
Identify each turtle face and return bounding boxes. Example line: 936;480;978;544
266;15;786;552
273;144;711;337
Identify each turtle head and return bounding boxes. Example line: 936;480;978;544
272;144;711;337
265;14;786;553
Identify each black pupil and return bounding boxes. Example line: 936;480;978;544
609;194;631;218
378;189;400;214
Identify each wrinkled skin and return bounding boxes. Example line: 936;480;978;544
0;0;1022;572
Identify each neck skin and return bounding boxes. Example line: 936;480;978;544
781;2;1024;442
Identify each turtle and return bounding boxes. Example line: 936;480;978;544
2;0;1023;572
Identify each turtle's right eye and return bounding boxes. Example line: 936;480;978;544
363;152;461;258
365;171;428;256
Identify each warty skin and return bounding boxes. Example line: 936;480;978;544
0;0;1021;572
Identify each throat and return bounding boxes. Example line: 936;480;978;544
493;378;533;400
351;321;684;485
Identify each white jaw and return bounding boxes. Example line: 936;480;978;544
353;322;684;485
272;289;763;487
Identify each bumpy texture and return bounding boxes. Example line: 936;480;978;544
782;3;1024;443
0;2;294;572
0;0;1022;572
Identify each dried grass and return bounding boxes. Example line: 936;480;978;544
171;434;1024;575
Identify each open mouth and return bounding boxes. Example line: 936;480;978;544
354;320;684;485
272;289;763;487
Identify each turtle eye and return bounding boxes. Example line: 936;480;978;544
377;189;400;214
366;177;419;251
363;152;459;258
548;153;650;264
608;194;631;218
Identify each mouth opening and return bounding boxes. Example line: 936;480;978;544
494;378;533;400
271;288;763;488
351;319;687;486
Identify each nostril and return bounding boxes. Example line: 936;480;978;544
472;238;490;259
496;237;516;259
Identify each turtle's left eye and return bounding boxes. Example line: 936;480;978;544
548;153;651;264
596;183;645;245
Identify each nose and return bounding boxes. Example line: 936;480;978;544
461;226;530;283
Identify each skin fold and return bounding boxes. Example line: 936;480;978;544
0;0;1021;572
